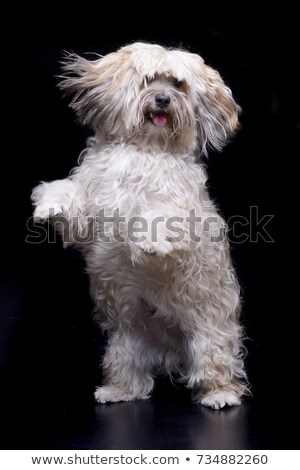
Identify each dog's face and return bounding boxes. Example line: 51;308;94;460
134;73;196;152
61;43;240;154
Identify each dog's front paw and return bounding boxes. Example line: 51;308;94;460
200;390;241;410
94;386;149;404
32;183;64;221
136;238;174;257
33;203;63;221
31;180;79;221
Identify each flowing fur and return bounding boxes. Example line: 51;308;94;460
32;42;248;409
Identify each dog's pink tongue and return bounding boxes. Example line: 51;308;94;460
152;112;167;127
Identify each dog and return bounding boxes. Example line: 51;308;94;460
32;42;248;409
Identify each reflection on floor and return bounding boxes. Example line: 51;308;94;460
1;373;298;450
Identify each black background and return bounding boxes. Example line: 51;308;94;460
0;11;299;449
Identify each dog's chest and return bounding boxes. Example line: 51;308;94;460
104;151;202;207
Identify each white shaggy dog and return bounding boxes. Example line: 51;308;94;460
32;42;248;409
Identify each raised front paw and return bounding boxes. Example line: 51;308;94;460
32;183;63;221
31;179;78;221
136;238;174;257
33;203;63;221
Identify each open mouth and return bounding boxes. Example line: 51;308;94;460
148;111;168;127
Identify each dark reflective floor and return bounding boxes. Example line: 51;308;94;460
56;387;261;450
1;348;299;450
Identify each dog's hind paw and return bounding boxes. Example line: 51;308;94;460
200;390;241;410
94;386;149;404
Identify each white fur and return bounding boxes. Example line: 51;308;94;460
32;42;248;409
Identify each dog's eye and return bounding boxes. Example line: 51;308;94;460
173;79;183;88
145;76;154;86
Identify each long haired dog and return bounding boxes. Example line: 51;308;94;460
32;43;248;409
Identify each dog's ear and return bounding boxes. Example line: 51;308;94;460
59;50;139;130
195;64;240;156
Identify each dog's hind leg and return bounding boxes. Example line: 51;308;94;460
181;292;248;410
94;327;155;403
183;330;247;409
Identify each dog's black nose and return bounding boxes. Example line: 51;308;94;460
155;94;171;108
